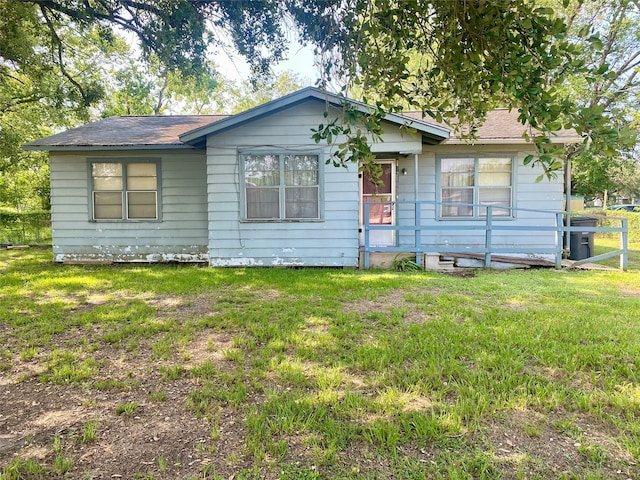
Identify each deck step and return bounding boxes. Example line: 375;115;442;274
423;253;456;271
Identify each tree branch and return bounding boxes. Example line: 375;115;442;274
1;94;45;112
593;49;640;107
39;5;90;105
602;68;639;111
30;0;163;61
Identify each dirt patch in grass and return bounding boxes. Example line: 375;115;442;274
343;288;439;325
1;341;258;479
484;409;636;479
619;283;640;297
1;381;249;478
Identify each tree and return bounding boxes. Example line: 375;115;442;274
310;1;602;175
1;0;623;178
226;71;305;114
97;56;221;116
0;1;127;209
544;0;640;201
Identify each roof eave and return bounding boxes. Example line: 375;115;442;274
23;143;203;152
442;136;583;145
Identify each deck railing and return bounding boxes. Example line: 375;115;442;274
362;201;628;270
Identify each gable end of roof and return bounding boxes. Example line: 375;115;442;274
179;87;450;144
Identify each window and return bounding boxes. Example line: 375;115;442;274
91;160;159;220
243;153;320;220
439;156;512;218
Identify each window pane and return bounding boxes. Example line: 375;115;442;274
92;163;122;190
245;154;279;187
127;163;156;176
479;158;511;186
94;192;123;219
246;187;279;219
93;163;122;177
479;157;511;172
479;188;511;216
363;196;393;224
127;192;157;219
442;188;473;217
285;186;319;218
479;172;511;186
441;158;474;187
363;164;392;195
93;176;123;190
285;155;318;186
127;163;157;190
441;158;474;173
128;176;157;190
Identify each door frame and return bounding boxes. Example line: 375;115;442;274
359;159;397;247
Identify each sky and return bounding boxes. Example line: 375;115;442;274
212;38;318;86
119;25;319;88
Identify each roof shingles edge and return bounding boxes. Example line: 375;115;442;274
402;109;581;144
23;115;227;151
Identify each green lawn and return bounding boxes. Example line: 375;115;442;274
594;234;640;270
1;249;639;479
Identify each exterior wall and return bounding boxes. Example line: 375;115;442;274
49;150;208;262
47;102;565;266
395;144;564;255
205;100;420;267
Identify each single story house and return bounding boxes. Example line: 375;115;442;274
24;87;580;268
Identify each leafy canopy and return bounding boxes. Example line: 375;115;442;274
312;0;589;176
546;0;640;200
1;0;630;179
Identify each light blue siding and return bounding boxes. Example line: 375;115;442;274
47;101;566;266
395;145;564;253
206;100;375;267
204;101;565;266
49;150;209;262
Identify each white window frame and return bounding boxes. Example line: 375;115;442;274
437;154;515;219
88;158;161;222
241;152;322;222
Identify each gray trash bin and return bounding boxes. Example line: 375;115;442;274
567;216;598;260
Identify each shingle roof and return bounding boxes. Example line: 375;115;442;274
24;115;228;151
402;109;581;144
24;95;581;152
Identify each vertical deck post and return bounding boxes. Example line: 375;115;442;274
621;218;628;271
564;157;572;255
485;206;493;267
555;212;564;269
415;202;421;265
414;154;420;266
364;202;370;269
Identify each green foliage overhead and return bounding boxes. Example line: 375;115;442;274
539;0;640;199
1;0;635;183
308;0;586;176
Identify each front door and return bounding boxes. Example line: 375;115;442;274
360;161;396;247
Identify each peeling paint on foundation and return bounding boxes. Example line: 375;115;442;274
52;244;359;267
209;256;359;268
53;245;209;264
210;257;265;267
271;256;304;266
